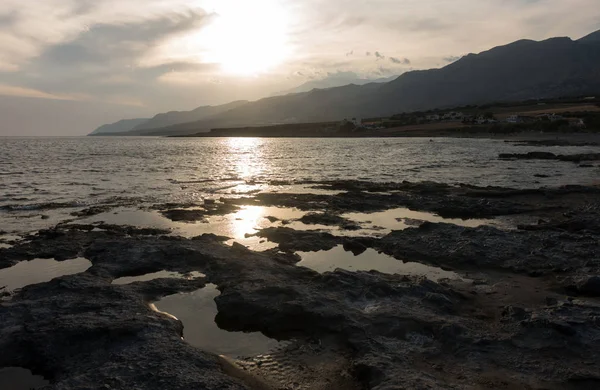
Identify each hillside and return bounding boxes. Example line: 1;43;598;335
579;30;600;43
101;29;600;136
89;118;150;135
131;100;249;131
369;36;600;114
276;73;399;95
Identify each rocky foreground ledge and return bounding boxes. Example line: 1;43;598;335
1;181;599;389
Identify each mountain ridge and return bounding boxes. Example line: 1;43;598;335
274;73;399;96
90;118;150;135
578;29;600;43
131;100;249;131
92;29;600;136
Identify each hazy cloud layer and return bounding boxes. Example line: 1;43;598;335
0;0;599;135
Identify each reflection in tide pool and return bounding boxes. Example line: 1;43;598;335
0;367;49;390
0;258;92;292
343;207;495;234
154;284;282;357
297;246;460;281
75;205;304;250
112;271;205;285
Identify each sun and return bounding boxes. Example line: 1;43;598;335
197;0;291;76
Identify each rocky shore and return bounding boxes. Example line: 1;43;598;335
1;180;599;389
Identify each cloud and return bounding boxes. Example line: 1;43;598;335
366;51;372;56
443;55;462;63
375;51;385;59
0;84;87;101
346;50;354;56
0;9;214;109
389;57;411;65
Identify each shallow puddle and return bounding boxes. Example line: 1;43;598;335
112;270;205;285
297;246;460;281
343;207;494;234
0;257;92;292
76;208;174;230
0;235;23;250
265;184;346;196
76;206;304;250
0;367;49;390
197;206;304;250
154;284;282;357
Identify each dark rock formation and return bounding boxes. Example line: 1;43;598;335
160;203;240;222
299;212;361;230
500;152;600;163
1;180;599;389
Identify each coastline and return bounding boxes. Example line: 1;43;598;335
172;129;600;143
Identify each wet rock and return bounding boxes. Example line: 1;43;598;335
575;276;600;296
499;152;600;163
161;203;240;222
501;306;528;321
2;180;600;389
71;206;113;217
560;153;600;163
299;212;360;230
510;139;600;147
375;222;599;275
342;240;368;256
500;151;558;160
0;274;248;390
226;180;600;220
518;213;600;234
161;209;207;222
254;227;341;252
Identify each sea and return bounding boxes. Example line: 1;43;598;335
1;136;599;235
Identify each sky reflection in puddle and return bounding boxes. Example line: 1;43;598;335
154;284;282;357
0;367;49;390
76;205;304;250
297;246;460;281
0;257;92;292
343;207;495;234
112;271;205;285
264;184;346;196
73;204;502;251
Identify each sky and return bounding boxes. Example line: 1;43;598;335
0;0;598;135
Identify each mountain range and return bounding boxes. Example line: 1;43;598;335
89;118;150;135
274;72;399;96
90;29;600;136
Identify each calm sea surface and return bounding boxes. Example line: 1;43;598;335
1;136;599;234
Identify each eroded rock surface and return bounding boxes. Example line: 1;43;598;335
499;152;600;163
1;181;599;389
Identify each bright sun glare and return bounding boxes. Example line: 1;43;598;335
194;0;291;76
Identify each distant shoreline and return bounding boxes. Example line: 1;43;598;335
170;131;600;143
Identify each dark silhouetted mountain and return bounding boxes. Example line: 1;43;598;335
89;118;150;135
276;72;399;96
108;30;600;136
371;35;600;114
578;29;600;43
131;100;249;131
